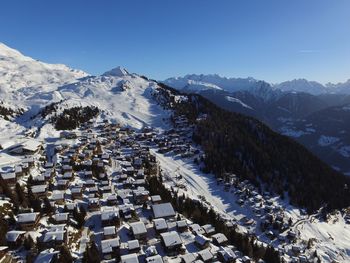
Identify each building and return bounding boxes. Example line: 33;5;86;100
129;221;147;240
101;238;120;260
160;231;183;253
153;218;168;233
152;203;176;219
121;253;139;263
17;213;40;230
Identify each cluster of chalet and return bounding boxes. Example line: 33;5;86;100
0;119;257;263
0;112;316;262
156;115;198;158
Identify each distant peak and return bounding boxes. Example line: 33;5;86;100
102;66;129;77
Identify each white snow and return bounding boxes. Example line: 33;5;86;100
338;146;350;158
225;96;253;110
0;42;88;101
318;135;340;147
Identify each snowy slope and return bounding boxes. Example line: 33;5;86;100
0;42;88;107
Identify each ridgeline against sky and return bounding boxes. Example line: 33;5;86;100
1;0;349;83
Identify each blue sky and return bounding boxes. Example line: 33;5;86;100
1;0;350;83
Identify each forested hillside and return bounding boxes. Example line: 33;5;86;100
158;83;350;213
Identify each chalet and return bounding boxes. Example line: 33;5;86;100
153;218;168;233
152;203;176;219
106;194;118;206
181;253;197;263
57;179;69;190
189;224;205;235
292;245;302;255
150;195;162;204
103;226;118;239
34;250;59;263
84;170;93;179
176;220;188;232
202;224;215;236
146;255;163;263
242;256;252;263
17;212;40;230
127;239;140;253
135;169;144;179
129;221;147;240
64;202;77;213
121;253;139;263
41;230;67;248
160;231;183;254
119;203;135;220
212;233;228;246
194;234;210;249
60;131;77;139
217;247;237;263
118;173;128;182
6;231;25;248
71;187;83;199
101;209;120;227
198;249;214;263
0;172;16;185
133;188;149;204
31;185;47;198
7;140;42;155
88;198;100;211
101;238;120;260
14;165;23;177
53;213;69;224
51;191;65;205
63;171;74;181
84;179;96;188
32;175;46;185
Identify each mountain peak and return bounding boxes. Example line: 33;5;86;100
0;42;28;59
102;66;129;77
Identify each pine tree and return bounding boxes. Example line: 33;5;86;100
58;245;73;263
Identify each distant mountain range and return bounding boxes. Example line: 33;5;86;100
164;74;350;175
164;74;350;95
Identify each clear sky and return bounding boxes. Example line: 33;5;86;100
1;0;350;83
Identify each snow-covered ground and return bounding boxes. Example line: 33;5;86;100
151;148;350;262
1;42;350;262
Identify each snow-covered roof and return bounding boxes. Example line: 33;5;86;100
130;221;147;235
34;249;59;263
152;203;176;218
198;249;214;261
212;233;228;244
194;234;210;246
101;238;120;253
127;239;140;250
103;226;116;236
31;185;47;193
17;212;39;223
6;230;25;242
153;218;168;230
146;255;163;263
121;253;139;263
42;231;65;242
160;231;182;248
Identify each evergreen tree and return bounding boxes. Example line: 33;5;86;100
58;245;73;263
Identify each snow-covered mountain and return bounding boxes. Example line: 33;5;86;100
163;74;279;102
274;79;328;95
165;74;268;92
165;74;350;96
0;42;88;105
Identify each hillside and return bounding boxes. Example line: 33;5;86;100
157;83;350;213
